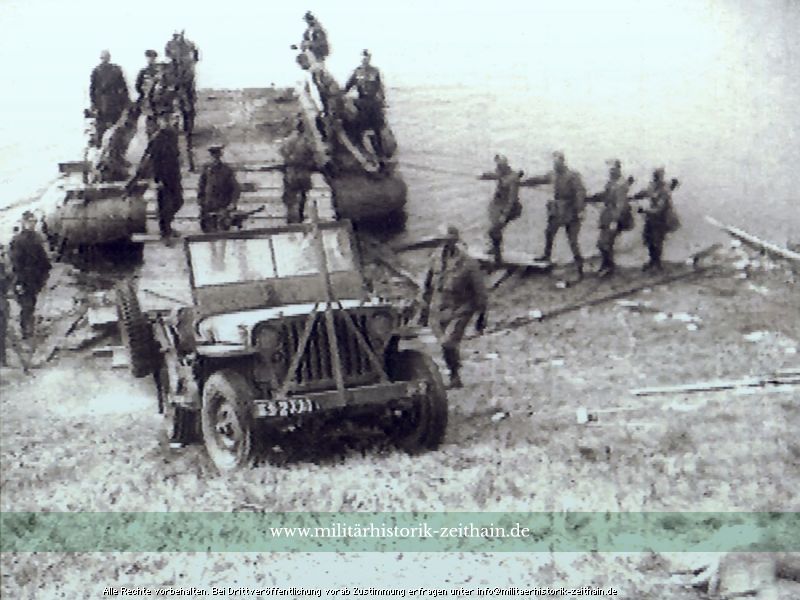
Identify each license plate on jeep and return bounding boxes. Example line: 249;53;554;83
257;398;318;418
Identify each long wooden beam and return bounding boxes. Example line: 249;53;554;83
705;216;800;262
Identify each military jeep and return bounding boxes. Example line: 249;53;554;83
116;221;446;470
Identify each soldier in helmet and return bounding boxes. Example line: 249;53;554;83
9;212;51;340
197;145;241;233
279;117;316;224
135;50;160;108
89;50;130;146
299;11;330;62
632;168;681;271
593;159;634;278
523;151;587;279
479;154;524;265
344;50;388;157
419;227;488;389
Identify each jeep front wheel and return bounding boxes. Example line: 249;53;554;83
388;350;448;453
201;369;256;471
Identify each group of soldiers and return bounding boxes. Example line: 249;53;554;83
295;13;393;164
86;33;204;241
88;33;198;151
417;153;683;389
482;152;681;278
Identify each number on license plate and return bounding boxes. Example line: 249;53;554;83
262;397;316;417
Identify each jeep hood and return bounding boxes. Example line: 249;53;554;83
196;298;389;345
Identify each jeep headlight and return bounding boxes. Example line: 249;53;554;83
368;311;394;346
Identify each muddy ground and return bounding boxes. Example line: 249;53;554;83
1;234;798;598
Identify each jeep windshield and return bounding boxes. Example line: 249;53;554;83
188;226;358;288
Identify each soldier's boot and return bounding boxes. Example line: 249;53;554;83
536;232;555;263
443;347;462;389
643;244;660;271
574;256;584;281
598;251;615;278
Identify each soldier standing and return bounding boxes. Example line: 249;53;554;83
89;50;130;147
135;50;160;108
524;151;587;279
419;227;488;389
300;12;330;62
9;212;51;340
594;159;633;278
197;146;241;233
633;168;681;271
279;118;316;224
164;31;199;170
130;118;184;242
0;244;9;365
344;50;387;157
479;154;523;265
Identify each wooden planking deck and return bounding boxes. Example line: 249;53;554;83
136;88;337;313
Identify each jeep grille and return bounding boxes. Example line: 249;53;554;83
277;311;379;391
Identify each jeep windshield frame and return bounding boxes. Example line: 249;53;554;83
183;221;367;316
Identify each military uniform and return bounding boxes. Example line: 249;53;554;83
279;129;315;223
197;157;241;233
421;237;488;388
638;176;679;271
135;63;159;106
483;162;523;265
0;255;9;365
301;19;330;61
345;61;387;156
90;61;130;146
9;226;51;339
136;126;184;237
596;167;632;276
524;162;586;275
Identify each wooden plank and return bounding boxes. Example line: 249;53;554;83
88;306;118;328
705;216;800;262
92;345;122;357
390;236;452;253
631;375;800;396
471;250;553;273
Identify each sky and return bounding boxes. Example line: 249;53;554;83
0;0;798;232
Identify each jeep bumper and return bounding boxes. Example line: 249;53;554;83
254;380;428;418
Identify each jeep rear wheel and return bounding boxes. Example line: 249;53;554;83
201;369;256;471
388;350;448;453
115;279;158;378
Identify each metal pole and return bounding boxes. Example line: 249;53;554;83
307;197;346;400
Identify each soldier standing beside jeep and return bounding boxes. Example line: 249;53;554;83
197;146;241;233
420;227;488;389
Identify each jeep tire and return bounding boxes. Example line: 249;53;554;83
201;369;257;471
115;279;158;378
388;350;448;453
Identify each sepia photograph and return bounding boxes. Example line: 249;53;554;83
0;0;798;597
